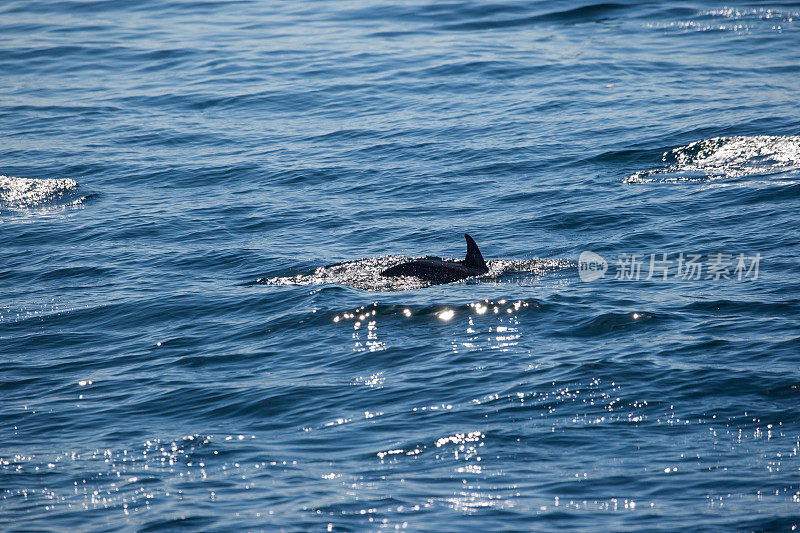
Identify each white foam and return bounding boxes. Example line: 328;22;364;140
258;256;569;292
0;174;79;208
626;135;800;183
646;7;798;33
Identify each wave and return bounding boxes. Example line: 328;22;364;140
0;174;84;210
557;311;660;338
647;6;800;34
625;135;800;183
440;3;628;31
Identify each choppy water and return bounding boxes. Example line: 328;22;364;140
2;1;800;530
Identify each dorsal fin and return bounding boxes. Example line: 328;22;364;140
463;234;488;271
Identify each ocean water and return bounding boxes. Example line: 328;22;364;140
2;0;800;530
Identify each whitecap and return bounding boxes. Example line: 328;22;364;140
0;174;81;209
625;135;800;183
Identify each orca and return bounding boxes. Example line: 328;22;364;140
380;234;489;284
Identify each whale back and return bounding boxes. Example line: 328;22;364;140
463;234;488;272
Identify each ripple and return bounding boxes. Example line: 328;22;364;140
558;311;659;337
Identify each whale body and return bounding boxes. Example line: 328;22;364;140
380;234;489;284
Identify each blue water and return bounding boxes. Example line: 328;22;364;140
2;1;800;530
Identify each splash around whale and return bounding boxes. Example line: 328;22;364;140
380;234;490;285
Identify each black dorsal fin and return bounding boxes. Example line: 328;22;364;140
463;234;488;271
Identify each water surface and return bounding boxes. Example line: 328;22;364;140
2;1;800;530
